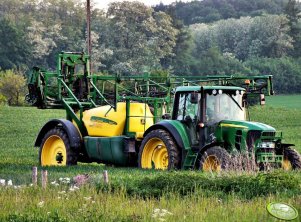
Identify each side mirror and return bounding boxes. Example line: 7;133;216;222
260;94;265;105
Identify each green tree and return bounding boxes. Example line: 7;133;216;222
190;15;293;61
285;0;301;57
27;20;67;65
245;57;301;93
0;18;31;70
0;70;27;106
104;1;178;74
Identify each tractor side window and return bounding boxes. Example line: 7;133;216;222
176;93;200;121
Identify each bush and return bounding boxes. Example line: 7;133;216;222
0;70;27;106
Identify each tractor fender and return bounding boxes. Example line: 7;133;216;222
281;143;295;149
143;120;191;150
34;119;81;149
199;142;220;154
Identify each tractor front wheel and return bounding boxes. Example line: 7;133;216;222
282;147;301;170
138;129;180;170
39;128;78;166
198;146;231;172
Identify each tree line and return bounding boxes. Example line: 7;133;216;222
0;0;301;106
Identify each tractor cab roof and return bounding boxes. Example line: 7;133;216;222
175;85;246;93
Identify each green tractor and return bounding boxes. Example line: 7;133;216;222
139;85;301;171
27;52;301;171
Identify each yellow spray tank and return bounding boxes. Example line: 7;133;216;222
82;102;154;138
82;102;154;166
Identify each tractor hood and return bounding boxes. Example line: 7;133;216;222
219;120;276;131
209;120;277;153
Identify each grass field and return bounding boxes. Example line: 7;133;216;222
0;95;300;221
266;94;301;109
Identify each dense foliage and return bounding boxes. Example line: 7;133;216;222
154;0;292;25
0;0;300;102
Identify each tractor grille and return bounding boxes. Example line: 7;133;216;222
247;130;262;151
262;131;276;137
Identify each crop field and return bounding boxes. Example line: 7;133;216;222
0;95;301;221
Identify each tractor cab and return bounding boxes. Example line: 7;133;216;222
172;86;247;147
172;86;246;124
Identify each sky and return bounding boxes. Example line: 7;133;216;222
93;0;191;9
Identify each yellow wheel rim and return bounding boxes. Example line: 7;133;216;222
41;135;67;166
282;158;292;171
203;155;221;172
141;137;168;169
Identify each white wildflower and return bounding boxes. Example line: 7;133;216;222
50;181;58;185
69;185;79;192
154;208;160;213
7;180;13;186
59;177;71;184
152;208;173;219
0;179;5;186
69;187;75;192
84;196;92;201
37;201;44;208
161;209;172;215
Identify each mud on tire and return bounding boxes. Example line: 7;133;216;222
198;146;231;172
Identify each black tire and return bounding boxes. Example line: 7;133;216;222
282;147;301;170
198;146;231;172
138;129;180;170
39;128;78;166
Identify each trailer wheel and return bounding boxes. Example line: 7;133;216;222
138;129;180;170
198;146;231;172
282;147;301;170
39;128;78;166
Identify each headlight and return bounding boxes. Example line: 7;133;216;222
258;142;275;148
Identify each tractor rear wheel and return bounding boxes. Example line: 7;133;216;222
198;146;231;172
282;147;301;170
39;128;78;166
138;129;180;170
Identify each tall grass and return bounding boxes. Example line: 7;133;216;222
0;182;300;221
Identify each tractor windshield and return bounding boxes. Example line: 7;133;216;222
206;90;245;124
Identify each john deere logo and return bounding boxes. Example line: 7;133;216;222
267;202;298;221
90;116;117;125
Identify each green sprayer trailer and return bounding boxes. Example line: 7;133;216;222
26;52;301;171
